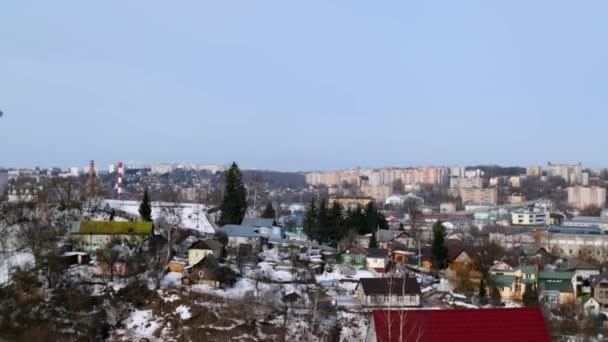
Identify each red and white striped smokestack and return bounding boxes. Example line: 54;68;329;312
117;162;123;200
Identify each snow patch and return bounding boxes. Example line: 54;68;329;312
175;305;192;320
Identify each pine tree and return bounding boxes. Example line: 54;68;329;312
479;278;487;301
303;198;317;239
369;230;378;248
362;202;378;235
490;284;502;306
523;283;539;307
139;189;152;222
219;162;248;225
329;201;344;240
316;198;330;242
431;221;447;270
261;202;276;219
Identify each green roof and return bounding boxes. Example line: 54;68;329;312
516;265;536;274
75;221;153;235
493;274;515;286
540;280;573;293
538;271;574;280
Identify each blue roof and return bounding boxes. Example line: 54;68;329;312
241;218;276;227
219;225;261;237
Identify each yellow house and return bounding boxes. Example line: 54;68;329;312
188;239;223;266
489;263;537;300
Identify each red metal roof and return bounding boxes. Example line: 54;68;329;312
371;308;550;342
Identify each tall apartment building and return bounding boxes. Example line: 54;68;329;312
567;186;606;209
526;166;542;177
546;162;584;185
305;167;449;187
452;187;498;205
450;177;483;189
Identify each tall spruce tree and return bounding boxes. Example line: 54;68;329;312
369;230;378;248
431;221;447;270
261;202;276;219
303;198;317;239
316;198;330;242
139;189;152;222
329;201;344;241
219;162;248;225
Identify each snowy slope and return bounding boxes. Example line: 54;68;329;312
103;199;216;234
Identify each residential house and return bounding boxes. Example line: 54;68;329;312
558;260;600;295
391;250;415;264
218;225;263;249
241;218;284;240
182;254;220;287
188;239;223;266
538;271;576;306
583;296;601;316
70;221;153;252
377;229;415;250
168;259;187;272
590;273;608;309
355;277;421;307
340;245;368;269
366;308;551;342
366;248;389;273
489;264;537;300
446;242;475;271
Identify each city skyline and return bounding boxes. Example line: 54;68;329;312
2;1;608;170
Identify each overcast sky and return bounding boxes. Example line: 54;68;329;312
1;1;607;171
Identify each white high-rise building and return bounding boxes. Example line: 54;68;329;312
567;186;606;209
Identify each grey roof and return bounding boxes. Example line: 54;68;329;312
572;216;608;224
591;273;608;288
366;248;389;259
377;229;409;243
241;218;275;227
219;225;261;237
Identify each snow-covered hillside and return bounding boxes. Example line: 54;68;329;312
102;200;216;234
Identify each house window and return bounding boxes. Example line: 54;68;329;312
525;274;531;279
409;295;416;302
384;295;389;302
499;285;504;292
199;271;204;278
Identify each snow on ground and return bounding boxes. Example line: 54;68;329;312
174;305;192;320
0;252;35;285
160;292;180;303
504;300;523;308
339;311;368;342
258;262;294;282
354;270;374;279
103;199;215;234
123;309;161;340
192;278;260;300
160;272;183;289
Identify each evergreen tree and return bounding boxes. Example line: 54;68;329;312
431;221;447;270
490;284;502;306
139;189;152;222
316;198;330;241
362;202;378;235
219;162;248;225
369;230;378;248
479;278;487;302
329;201;345;241
261;202;276;219
303;198;317;239
522;283;539;307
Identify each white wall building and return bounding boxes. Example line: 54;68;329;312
567;186;606;209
